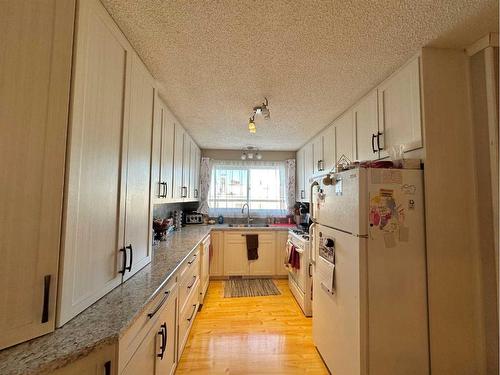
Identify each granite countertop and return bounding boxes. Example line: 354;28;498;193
0;225;212;375
0;224;293;375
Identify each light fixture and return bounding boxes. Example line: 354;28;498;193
241;146;262;160
246;98;270;133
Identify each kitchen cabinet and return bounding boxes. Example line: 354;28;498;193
182;132;192;200
248;233;276;276
223;233;249;275
0;0;75;350
303;142;314;201
172;123;185;200
122;52;155;282
296;148;305;202
59;0;154;325
312;135;324;174
353;90;379;161
119;279;177;375
334;109;355;163
322;125;336;172
58;0;133;326
189;139;201;200
378;56;422;156
209;231;224;277
52;344;116;375
178;279;199;357
275;232;289;277
152;95;175;202
200;236;211;303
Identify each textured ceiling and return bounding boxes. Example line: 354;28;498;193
101;0;498;151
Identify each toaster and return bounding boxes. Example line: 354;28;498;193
185;213;203;224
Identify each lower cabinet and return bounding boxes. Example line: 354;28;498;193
178;281;199;357
248;233;276;276
200;236;211;303
223;233;249;275
52;344;116;375
275;232;289;276
209;232;224;276
118;279;178;375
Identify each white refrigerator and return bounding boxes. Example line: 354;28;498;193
311;167;429;375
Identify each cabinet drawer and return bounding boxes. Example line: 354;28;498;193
178;250;200;312
118;277;177;372
178;279;199;357
225;232;275;242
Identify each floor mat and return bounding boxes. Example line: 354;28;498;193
223;278;281;298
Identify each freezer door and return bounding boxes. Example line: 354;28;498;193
313;168;368;235
312;224;367;375
366;168;429;375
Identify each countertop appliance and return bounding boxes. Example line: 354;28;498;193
185;212;203;224
311;167;429;375
286;228;312;316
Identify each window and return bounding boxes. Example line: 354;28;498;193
208;161;286;217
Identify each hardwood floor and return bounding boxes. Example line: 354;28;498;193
176;279;328;374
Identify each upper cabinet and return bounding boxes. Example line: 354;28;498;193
0;0;75;350
378;56;422;157
58;0;155;325
353;90;379;161
152;95;175;202
173;123;185;200
322;125;336;172
303;142;314;201
312;135;324;174
334;109;355;163
296;148;305;202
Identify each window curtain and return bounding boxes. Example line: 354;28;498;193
197;157;213;215
285;159;296;214
208;160;287;218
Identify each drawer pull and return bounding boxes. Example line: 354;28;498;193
125;244;133;272
157;323;167;359
119;247;127;275
41;275;51;323
187;304;197;322
147;291;170;319
104;360;111;375
187;275;197;289
188;254;197;265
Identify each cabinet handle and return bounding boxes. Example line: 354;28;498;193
125;244;133;272
301;190;305;199
371;134;377;153
187;304;197;322
187;275;197;289
188;254;197;265
181;186;187;198
376;132;384;151
104;361;111;375
194;189;198;198
148;291;171;319
317;160;324;171
160;182;167;198
308;263;313;278
41;275;51;323
157;323;167;359
158;182;163;198
119;247;127;275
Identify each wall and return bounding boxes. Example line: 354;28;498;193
201;149;295;161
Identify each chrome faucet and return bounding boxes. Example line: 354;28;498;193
241;203;252;226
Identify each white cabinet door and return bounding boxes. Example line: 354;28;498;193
156;290;177;375
275;232;289;276
353;90;379;161
322;125;336;172
172;123;185;200
303;143;314;202
209;232;224;276
334;109;355;164
194;146;201;201
312;135;324;174
121;324;157;375
122;53;154;282
378;56;422;156
223;233;249;276
58;0;130;326
188;138;197;200
249;233;276;276
0;0;75;349
182;132;191;200
152;96;174;202
52;344;116;375
296;148;305;202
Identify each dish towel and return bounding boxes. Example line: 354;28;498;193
288;245;301;270
246;234;259;260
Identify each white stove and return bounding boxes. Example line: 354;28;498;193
286;228;313;316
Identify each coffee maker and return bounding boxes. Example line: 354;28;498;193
294;202;310;232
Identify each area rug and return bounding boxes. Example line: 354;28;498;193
223;278;281;298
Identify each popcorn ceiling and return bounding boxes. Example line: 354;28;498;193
101;0;498;151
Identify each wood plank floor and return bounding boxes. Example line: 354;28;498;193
176;279;328;374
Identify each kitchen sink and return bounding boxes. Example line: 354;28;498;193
227;224;270;228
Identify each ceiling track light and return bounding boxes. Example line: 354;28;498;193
247;98;270;133
240;146;262;160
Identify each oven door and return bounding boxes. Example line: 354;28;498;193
287;239;306;293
